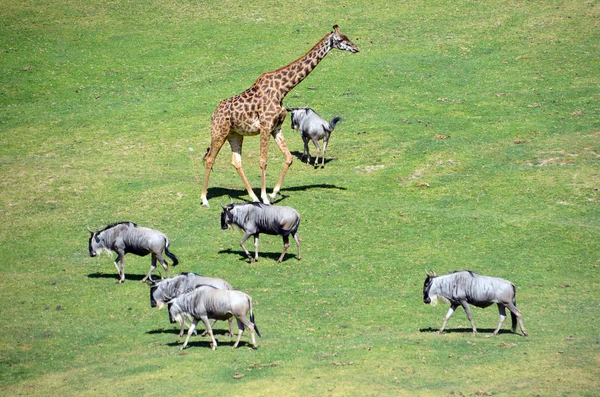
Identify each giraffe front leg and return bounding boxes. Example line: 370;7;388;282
269;129;293;200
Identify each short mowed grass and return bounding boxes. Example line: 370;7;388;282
1;0;599;395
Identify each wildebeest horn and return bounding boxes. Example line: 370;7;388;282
87;226;94;233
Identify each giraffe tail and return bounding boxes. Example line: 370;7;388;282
202;147;210;161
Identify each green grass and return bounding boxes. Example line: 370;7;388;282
1;0;599;395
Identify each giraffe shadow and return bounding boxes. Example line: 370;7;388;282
87;272;147;282
206;184;346;205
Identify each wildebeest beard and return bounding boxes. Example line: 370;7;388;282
429;295;450;307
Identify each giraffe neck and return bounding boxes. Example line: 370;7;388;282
266;33;333;100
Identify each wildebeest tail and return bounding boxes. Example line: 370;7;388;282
164;238;179;266
329;116;342;130
511;284;518;332
249;296;262;338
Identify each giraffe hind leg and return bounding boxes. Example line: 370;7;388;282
229;133;260;203
269;129;293;200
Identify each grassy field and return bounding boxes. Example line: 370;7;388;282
1;0;599;395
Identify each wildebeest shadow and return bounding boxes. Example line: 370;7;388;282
147;327;232;336
419;327;514;335
87;272;146;282
218;248;299;262
166;339;256;349
291;150;336;167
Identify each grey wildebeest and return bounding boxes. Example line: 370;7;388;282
286;106;342;168
168;285;261;350
220;201;301;263
88;222;178;283
423;270;528;336
150;272;234;336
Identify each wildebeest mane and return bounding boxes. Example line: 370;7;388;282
451;270;476;277
193;284;219;290
97;221;137;233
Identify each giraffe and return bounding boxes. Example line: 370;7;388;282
200;25;359;208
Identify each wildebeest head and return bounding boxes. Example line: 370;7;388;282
220;203;235;230
150;284;158;308
87;228;101;257
288;107;310;130
423;270;437;304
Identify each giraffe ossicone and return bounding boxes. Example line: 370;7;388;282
200;25;359;208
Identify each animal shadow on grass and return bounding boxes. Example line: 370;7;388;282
166;338;256;349
207;184;345;205
291;150;336;167
87;272;146;282
419;327;514;335
147;327;232;337
218;248;299;262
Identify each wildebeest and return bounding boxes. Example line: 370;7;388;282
286;106;342;168
88;222;178;283
423;270;528;336
150;272;234;336
168;285;261;350
220;201;301;263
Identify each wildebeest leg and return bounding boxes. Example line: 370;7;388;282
200;319;232;337
227;317;234;337
200;316;218;350
141;255;157;283
239;232;255;263
506;302;528;336
200;319;217;336
112;260;121;281
460;300;477;336
311;138;321;167
156;252;169;279
233;316;257;349
115;251;126;283
302;134;310;164
181;318;198;350
253;234;259;262
178;317;187;338
320;137;328;168
293;231;301;260
493;304;507;335
278;235;291;263
438;303;459;334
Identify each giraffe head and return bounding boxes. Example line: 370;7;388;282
330;25;360;53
